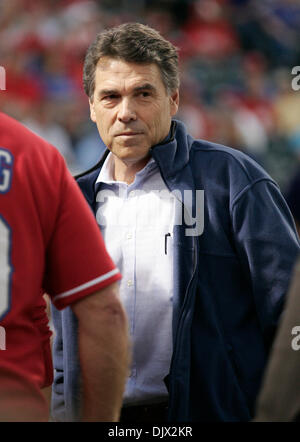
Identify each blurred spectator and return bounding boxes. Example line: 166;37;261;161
209;91;268;166
176;75;213;140
22;101;79;173
229;0;300;67
74;124;107;171
182;0;240;59
272;69;300;156
239;52;276;136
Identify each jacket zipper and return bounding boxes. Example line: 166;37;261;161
168;234;198;420
151;154;199;419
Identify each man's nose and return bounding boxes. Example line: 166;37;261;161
117;98;137;123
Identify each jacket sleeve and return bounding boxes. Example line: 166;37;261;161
50;304;66;421
50;304;81;422
231;179;300;350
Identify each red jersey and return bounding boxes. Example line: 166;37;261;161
0;112;121;421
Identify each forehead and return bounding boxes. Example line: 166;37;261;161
94;57;165;90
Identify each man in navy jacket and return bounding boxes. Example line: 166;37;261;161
51;23;300;422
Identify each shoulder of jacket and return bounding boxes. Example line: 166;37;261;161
189;139;273;184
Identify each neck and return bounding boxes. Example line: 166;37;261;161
113;155;151;185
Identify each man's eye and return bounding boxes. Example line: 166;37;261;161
101;94;119;101
137;91;150;98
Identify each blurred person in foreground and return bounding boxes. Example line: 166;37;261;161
51;23;300;422
0;112;129;422
253;255;300;422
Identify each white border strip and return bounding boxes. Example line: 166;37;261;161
53;268;119;301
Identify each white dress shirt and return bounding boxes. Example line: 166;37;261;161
95;153;175;405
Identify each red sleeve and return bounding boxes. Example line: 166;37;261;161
43;164;121;310
30;295;53;388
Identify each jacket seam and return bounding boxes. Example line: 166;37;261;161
230;178;276;211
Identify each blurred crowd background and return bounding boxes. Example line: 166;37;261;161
1;0;300;197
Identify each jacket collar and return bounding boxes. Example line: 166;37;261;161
150;120;192;181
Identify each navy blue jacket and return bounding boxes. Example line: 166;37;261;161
51;120;300;422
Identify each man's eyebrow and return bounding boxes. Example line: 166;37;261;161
98;88;120;97
133;83;156;93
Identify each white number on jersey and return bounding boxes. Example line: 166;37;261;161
0;217;12;320
0;148;13;193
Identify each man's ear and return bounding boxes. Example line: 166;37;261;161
89;99;97;123
170;89;179;116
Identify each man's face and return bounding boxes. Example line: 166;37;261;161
89;57;179;165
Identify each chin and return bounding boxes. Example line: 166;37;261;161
113;144;150;159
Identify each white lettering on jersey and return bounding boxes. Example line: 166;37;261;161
0;148;13;193
0;217;12;320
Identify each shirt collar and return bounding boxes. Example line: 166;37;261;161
96;152;116;185
96;152;157;186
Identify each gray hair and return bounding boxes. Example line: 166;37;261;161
83;22;180;100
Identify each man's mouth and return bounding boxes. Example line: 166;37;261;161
115;132;143;137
